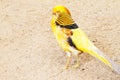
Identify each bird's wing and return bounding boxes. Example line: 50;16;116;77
71;28;94;52
71;28;120;74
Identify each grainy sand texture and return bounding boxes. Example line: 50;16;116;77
0;0;120;80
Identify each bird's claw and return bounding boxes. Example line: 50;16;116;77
72;64;79;68
63;65;70;70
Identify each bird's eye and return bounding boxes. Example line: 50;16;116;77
52;12;56;15
56;11;60;13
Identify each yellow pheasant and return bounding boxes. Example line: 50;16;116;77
51;5;120;74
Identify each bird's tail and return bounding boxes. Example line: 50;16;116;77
87;45;120;74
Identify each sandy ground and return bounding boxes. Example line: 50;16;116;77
0;0;120;80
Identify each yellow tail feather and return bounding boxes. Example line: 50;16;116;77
89;46;120;74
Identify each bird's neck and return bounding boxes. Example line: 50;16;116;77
51;18;58;33
56;13;75;26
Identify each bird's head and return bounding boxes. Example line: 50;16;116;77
52;5;74;25
52;5;71;17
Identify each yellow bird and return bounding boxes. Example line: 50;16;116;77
51;5;120;73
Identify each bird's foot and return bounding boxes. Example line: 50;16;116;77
63;65;70;70
72;64;79;68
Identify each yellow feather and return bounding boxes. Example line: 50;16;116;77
51;18;71;52
71;28;120;73
71;28;112;67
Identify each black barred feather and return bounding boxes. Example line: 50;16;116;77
56;12;74;25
